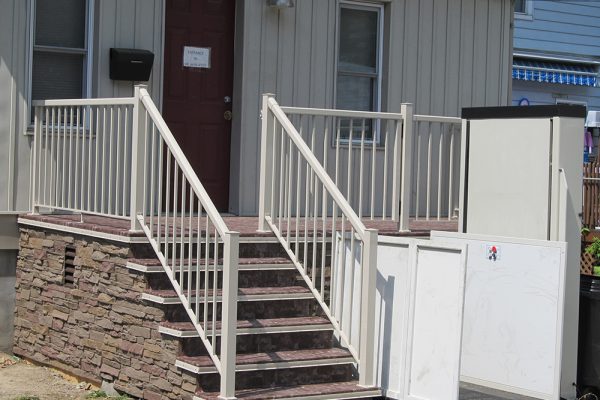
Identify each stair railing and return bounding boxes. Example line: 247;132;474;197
258;94;378;387
268;101;413;231
412;115;462;221
31;97;137;218
133;87;239;399
32;86;239;399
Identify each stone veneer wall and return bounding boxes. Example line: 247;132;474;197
13;226;197;400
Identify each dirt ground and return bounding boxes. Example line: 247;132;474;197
0;352;97;400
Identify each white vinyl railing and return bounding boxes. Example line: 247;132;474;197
31;98;136;218
32;86;239;399
278;103;413;231
258;94;378;387
412;115;462;220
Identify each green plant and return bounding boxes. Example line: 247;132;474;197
86;390;131;400
86;391;108;398
582;227;591;237
585;238;600;276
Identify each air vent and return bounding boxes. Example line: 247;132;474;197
64;246;76;286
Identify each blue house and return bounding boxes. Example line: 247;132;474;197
512;1;600;110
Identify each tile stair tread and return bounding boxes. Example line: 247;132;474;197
144;286;311;298
179;347;352;368
160;316;331;332
195;381;378;400
129;256;293;266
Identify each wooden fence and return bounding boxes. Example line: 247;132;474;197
583;162;600;229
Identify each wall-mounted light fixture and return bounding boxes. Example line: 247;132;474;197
268;0;295;8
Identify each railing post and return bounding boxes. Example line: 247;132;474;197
399;103;414;232
31;106;41;214
220;231;239;400
358;228;378;387
130;85;147;231
258;93;275;232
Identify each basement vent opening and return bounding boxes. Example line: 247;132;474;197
64;245;76;286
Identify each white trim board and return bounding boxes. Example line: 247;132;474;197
430;231;567;400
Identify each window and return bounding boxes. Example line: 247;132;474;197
514;0;533;19
336;2;383;141
29;0;93;115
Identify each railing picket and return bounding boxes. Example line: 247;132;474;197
87;107;93;211
358;119;365;219
415;123;421;220
108;107;114;214
164;150;171;267
437;125;444;220
382;121;389;219
60;108;66;208
49;108;56;208
426;125;433;220
448;128;455;220
116;106;122;215
370;120;376;220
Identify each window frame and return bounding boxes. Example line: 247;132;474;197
26;0;95;132
334;0;385;145
514;0;533;20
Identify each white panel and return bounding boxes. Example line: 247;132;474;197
405;244;465;400
431;231;567;400
371;237;467;400
374;241;412;398
466;118;552;240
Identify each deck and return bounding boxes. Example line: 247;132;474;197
18;213;458;241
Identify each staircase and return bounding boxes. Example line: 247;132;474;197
129;236;380;399
30;86;383;398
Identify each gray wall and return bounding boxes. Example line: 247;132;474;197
0;0;33;213
230;0;513;215
0;250;17;354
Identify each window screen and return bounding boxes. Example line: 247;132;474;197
31;0;89;103
336;4;382;141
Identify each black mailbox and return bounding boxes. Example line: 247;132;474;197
109;48;154;81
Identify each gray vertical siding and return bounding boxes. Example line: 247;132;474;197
0;0;32;212
94;0;164;104
0;0;164;215
231;0;512;215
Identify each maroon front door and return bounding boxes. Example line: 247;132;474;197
163;0;235;211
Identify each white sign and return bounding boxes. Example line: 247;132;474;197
183;46;211;69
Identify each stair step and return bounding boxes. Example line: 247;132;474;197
194;381;381;400
176;348;354;374
159;316;332;337
127;256;295;273
142;286;314;305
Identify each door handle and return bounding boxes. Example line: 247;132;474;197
224;110;232;121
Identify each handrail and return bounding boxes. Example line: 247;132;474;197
269;99;368;239
138;89;229;236
134;87;238;398
259;94;378;387
31;86;239;399
414;114;462;124
281;106;406;120
33;97;136;106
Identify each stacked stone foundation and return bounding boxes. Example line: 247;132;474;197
13;226;196;399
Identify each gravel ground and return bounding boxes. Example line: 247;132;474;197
0;352;96;400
